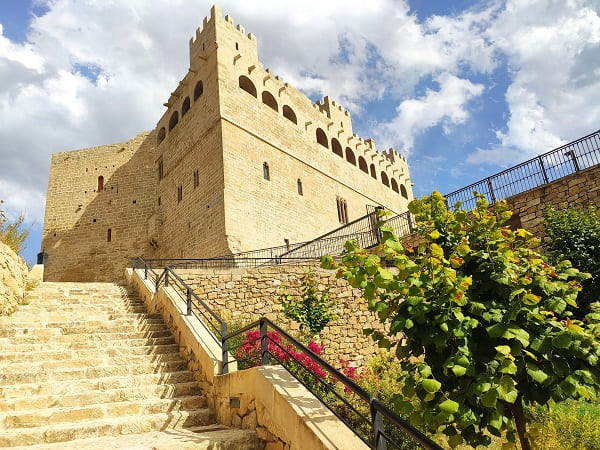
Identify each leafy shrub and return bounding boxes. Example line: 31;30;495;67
323;192;600;449
0;200;31;256
544;204;600;318
280;269;337;338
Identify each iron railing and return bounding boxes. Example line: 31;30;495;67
138;209;414;270
131;257;441;449
445;129;600;211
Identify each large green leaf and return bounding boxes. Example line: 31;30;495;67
422;379;442;393
498;376;518;403
527;363;550;384
439;399;459;414
552;332;572;349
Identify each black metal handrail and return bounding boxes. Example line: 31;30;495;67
222;317;440;449
131;257;440;449
445;129;600;211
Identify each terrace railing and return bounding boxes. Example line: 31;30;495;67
445;129;600;211
131;256;441;449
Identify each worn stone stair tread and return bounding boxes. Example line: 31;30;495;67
0;335;175;352
0;396;210;429
0;371;197;399
0;409;216;446
0;345;184;367
0;382;204;412
6;426;260;449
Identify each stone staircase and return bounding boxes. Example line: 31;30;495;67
0;282;261;449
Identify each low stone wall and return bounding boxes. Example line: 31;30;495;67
0;242;28;316
127;268;367;450
505;164;600;237
176;263;385;366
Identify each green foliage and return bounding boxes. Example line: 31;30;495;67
280;269;337;337
0;200;31;256
530;399;600;450
322;191;600;449
544;204;600;318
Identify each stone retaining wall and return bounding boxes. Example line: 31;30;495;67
0;242;28;315
177;262;385;366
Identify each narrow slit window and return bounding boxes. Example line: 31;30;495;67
263;162;270;181
107;228;112;242
97;176;104;192
177;184;183;203
297;179;303;196
158;159;164;181
193;169;199;189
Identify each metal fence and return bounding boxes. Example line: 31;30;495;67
445;129;600;211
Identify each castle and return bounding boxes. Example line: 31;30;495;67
41;5;413;282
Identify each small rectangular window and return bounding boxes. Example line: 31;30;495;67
193;169;199;188
177;185;183;203
158;158;164;181
263;162;270;181
157;196;161;206
107;228;112;242
336;197;349;224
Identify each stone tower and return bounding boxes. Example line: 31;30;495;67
42;5;414;282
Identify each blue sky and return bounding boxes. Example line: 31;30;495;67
0;0;599;265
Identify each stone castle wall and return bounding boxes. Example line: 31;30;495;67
0;242;28;315
41;5;415;282
42;132;157;283
176;262;384;367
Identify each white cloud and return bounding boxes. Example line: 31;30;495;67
375;73;484;152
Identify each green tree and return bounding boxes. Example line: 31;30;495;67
280;269;337;338
322;192;600;449
544;204;600;318
0;200;30;256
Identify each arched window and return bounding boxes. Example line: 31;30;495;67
157;127;166;145
400;184;408;199
263;162;270;180
239;75;257;97
297;179;303;196
194;80;204;100
345;147;356;166
331;138;343;157
169;111;179;131
391;178;399;193
316;128;328;148
262;91;278;111
97;176;104;192
181;97;190;117
370;164;377;179
381;172;390;187
358;156;368;173
283;105;297;124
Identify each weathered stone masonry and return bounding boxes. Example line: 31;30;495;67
42;5;414;283
177;263;385;366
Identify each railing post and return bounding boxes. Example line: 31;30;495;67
538;156;549;184
221;322;229;375
370;398;388;450
144;264;148;280
565;150;581;172
407;212;415;234
374;206;384;244
164;269;169;287
260;319;269;366
186;287;192;316
486;178;496;204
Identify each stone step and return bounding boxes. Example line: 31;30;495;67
0;359;189;385
0;396;208;430
0;343;181;364
6;425;261;450
0;349;184;373
0;371;196;399
0;382;203;413
0;321;168;339
0;410;215;447
0;334;174;352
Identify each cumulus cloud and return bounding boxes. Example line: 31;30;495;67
375;73;484;152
